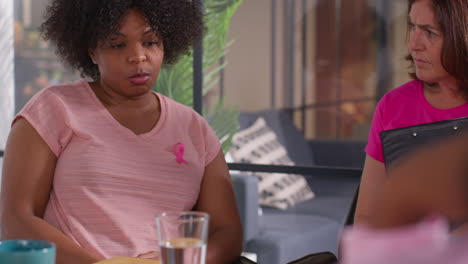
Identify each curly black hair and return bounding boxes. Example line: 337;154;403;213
40;0;204;80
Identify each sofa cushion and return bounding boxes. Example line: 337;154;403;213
230;117;315;209
262;195;355;225
261;170;360;222
308;140;366;168
245;214;341;264
239;110;315;166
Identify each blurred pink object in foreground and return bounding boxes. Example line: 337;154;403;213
341;216;468;264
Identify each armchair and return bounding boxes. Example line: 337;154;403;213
228;109;366;264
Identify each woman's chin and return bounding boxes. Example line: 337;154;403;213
415;72;436;84
126;87;154;97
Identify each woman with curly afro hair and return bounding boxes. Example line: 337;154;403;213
0;1;243;263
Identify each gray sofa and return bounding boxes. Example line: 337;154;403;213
230;110;366;264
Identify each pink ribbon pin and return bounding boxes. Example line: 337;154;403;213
173;142;189;164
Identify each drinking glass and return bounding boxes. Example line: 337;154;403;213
156;211;209;264
0;239;56;264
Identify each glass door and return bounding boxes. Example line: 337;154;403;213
0;0;15;154
0;0;14;185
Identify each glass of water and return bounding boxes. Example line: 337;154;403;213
156;211;209;264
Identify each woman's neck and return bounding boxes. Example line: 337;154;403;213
423;79;466;109
90;81;155;111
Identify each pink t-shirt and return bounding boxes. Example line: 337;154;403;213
365;80;468;163
15;80;221;258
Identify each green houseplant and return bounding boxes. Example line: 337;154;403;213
153;0;243;152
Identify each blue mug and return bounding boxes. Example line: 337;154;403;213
0;240;56;264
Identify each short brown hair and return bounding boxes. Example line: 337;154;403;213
407;0;468;92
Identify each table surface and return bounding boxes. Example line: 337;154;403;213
94;255;255;264
95;257;160;264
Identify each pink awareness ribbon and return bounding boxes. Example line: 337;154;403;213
173;142;189;164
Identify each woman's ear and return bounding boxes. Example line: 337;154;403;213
88;49;97;64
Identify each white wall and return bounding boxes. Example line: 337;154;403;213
0;0;15;182
224;0;273;111
223;1;318;114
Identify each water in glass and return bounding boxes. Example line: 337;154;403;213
160;237;206;264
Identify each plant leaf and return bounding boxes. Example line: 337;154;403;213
153;0;243;151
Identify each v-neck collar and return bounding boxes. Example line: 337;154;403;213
82;80;166;139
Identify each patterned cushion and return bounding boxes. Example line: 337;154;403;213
229;118;315;209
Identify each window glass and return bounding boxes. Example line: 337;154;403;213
13;0;80;113
204;0;410;146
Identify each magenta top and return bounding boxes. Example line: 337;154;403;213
15;80;220;258
365;80;468;163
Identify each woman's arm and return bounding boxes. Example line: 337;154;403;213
354;155;387;225
0;118;103;264
369;136;468;229
194;150;243;264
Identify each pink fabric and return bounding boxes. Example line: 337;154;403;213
341;217;468;264
365;80;468;163
15;80;221;258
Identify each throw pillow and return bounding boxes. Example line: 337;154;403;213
229;117;315;209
